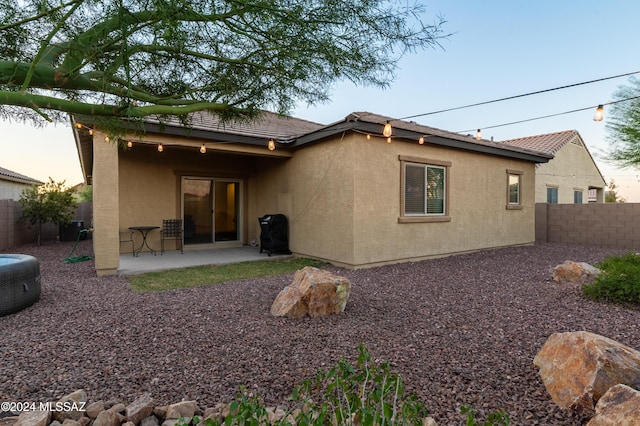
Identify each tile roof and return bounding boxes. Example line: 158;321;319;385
149;110;325;140
322;111;553;160
0;166;42;185
499;130;579;155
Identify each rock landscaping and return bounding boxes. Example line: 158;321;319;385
270;266;351;318
2;240;640;425
534;330;640;421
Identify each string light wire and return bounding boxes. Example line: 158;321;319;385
457;95;640;134
399;70;640;121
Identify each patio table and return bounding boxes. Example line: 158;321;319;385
129;226;160;256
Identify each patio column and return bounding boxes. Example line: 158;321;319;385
92;132;120;276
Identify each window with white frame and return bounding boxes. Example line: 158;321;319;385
507;170;522;208
399;156;451;222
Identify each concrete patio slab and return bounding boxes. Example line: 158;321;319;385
118;245;292;275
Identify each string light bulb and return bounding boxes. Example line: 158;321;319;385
386;137;392;143
268;139;276;151
127;140;133;148
157;143;163;152
366;134;371;140
593;104;604;122
75;122;93;135
104;135;110;142
418;136;424;145
475;129;482;140
200;144;206;153
383;121;392;137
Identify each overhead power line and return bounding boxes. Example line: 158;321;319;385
457;95;640;134
399;70;640;121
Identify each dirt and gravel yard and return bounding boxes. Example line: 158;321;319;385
1;240;639;425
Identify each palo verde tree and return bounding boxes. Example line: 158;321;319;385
0;0;447;133
604;76;640;167
19;178;78;245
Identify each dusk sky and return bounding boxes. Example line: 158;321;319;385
3;1;640;200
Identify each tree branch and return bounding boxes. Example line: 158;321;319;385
0;90;245;118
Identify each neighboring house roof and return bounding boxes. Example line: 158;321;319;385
0;166;42;186
500;129;606;182
500;129;581;155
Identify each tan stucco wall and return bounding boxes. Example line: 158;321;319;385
93;130;541;273
252;133;537;268
536;137;606;203
251;137;356;264
92;132;120;276
351;136;535;266
117;140;258;254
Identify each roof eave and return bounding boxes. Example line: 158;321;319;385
291;121;553;163
141;121;274;147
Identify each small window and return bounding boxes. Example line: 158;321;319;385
547;187;558;204
574;190;583;204
405;163;446;215
508;174;520;204
506;170;523;209
399;155;451;223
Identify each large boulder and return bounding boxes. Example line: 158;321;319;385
533;331;640;415
14;410;51;426
53;389;88;423
551;261;600;282
126;394;154;424
164;401;197;419
587;384;640;426
270;267;351;319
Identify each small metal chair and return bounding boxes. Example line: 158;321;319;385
119;230;135;257
160;219;183;254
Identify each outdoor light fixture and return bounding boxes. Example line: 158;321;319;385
157;143;163;152
475;129;482;140
593;104;604;122
268;139;276;151
200;144;206;154
383;121;392;137
418;136;425;145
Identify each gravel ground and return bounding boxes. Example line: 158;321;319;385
1;240;639;425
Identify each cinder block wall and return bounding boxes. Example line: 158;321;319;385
0;200;92;251
536;203;640;250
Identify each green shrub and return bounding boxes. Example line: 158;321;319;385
181;344;510;425
461;405;510;426
288;343;429;425
583;253;640;304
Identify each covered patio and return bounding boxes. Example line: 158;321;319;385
118;246;293;275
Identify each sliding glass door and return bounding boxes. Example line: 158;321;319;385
182;177;240;245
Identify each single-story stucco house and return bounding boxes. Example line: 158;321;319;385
72;111;552;276
501;130;606;203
